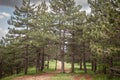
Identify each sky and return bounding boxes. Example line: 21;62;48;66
0;0;91;39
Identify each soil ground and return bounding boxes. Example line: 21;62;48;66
15;61;92;80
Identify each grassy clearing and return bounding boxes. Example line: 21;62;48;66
75;63;92;70
1;61;120;80
65;62;71;69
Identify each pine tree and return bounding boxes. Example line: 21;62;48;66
28;0;57;72
7;0;35;74
50;0;89;73
88;0;120;73
0;40;5;78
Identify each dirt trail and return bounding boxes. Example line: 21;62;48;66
15;61;62;80
15;61;92;80
15;72;56;80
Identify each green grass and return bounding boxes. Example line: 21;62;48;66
93;74;109;80
1;60;56;80
0;73;24;80
51;73;73;80
65;62;71;69
92;74;120;80
1;61;120;80
75;63;92;70
74;63;120;80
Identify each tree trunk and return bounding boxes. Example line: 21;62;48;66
102;55;107;74
71;31;75;73
83;43;87;73
109;56;113;76
83;53;87;73
24;44;29;74
91;59;94;71
93;58;97;72
47;56;50;70
71;53;75;73
79;57;82;70
36;48;41;73
61;30;65;73
16;64;21;74
55;53;57;70
41;47;45;71
10;67;14;75
16;67;21;74
0;61;2;78
61;50;65;73
103;65;107;74
55;59;57;70
109;57;113;67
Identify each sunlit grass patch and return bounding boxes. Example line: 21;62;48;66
51;73;73;80
80;77;86;80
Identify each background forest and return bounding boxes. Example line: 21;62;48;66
0;0;120;80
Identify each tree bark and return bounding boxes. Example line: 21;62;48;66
91;58;94;71
103;65;107;74
47;56;50;70
24;44;29;74
79;57;82;70
71;31;75;73
41;47;45;71
16;64;21;74
61;55;65;73
55;53;57;70
109;56;113;76
109;57;113;67
71;53;75;73
61;30;65;73
83;43;87;73
36;48;41;73
61;49;65;73
93;58;97;72
0;61;2;78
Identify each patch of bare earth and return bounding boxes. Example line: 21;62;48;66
15;72;57;80
74;74;92;80
15;61;92;80
15;61;62;80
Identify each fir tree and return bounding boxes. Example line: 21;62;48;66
7;0;35;74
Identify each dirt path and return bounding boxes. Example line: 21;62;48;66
15;61;92;80
15;72;56;80
15;61;62;80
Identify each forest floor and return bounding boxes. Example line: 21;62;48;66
73;74;92;80
14;61;92;80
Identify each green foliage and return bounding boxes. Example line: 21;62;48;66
0;0;119;79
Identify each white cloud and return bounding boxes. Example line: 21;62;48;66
2;12;11;17
0;27;8;39
0;12;11;19
81;6;91;14
75;0;91;14
0;15;4;19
